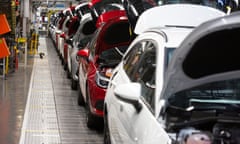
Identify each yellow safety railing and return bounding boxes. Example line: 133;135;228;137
5;56;9;74
29;33;38;55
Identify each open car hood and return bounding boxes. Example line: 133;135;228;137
96;10;126;27
162;11;240;99
134;4;225;34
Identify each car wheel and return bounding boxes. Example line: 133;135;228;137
71;79;78;90
78;88;84;106
66;68;71;79
67;61;72;79
63;62;67;71
104;112;111;144
86;101;96;129
61;57;64;65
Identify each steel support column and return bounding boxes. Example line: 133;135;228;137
23;0;29;68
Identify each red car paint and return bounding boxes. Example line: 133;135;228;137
78;11;132;120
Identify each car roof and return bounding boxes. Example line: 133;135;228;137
147;27;194;48
134;4;225;34
162;11;240;99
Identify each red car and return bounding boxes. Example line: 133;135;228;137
88;0;124;24
77;10;132;128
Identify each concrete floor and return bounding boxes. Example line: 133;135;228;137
0;37;103;144
0;55;33;144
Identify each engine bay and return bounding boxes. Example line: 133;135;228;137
164;105;240;144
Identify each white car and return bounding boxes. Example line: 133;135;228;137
66;13;96;89
58;9;73;61
103;4;225;144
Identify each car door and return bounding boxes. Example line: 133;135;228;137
107;35;169;143
78;29;99;101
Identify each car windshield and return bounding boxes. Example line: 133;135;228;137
168;78;240;111
98;45;128;67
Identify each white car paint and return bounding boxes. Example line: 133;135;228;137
105;27;192;144
104;4;225;144
67;13;94;81
134;4;225;34
59;15;71;59
157;12;240;144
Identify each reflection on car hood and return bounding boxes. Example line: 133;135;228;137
162;11;240;99
134;4;225;34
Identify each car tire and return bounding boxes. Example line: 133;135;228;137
78;88;84;106
71;79;78;90
66;69;71;79
61;57;64;65
63;62;67;71
86;101;96;129
104;112;111;144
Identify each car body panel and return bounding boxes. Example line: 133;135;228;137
78;11;131;119
162;11;240;99
95;10;126;27
67;13;95;81
153;11;240;144
89;0;124;24
95;17;130;55
104;4;226;144
134;4;225;34
75;2;90;17
105;28;191;144
111;83;171;144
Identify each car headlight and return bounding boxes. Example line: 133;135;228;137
95;68;113;88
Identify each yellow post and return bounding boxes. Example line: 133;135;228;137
5;56;9;74
29;38;33;54
29;33;38;55
29;33;34;55
34;33;38;54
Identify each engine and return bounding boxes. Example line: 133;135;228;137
169;123;240;144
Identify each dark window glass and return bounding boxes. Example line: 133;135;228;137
80;5;91;15
82;21;96;35
104;22;131;45
98;45;128;67
123;40;156;112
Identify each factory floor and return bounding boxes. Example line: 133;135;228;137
0;37;103;144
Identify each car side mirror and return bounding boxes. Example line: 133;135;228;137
60;33;66;39
66;39;73;47
77;43;85;49
114;83;142;112
77;49;89;62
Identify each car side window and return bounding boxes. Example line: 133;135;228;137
123;42;143;76
123;40;156;112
